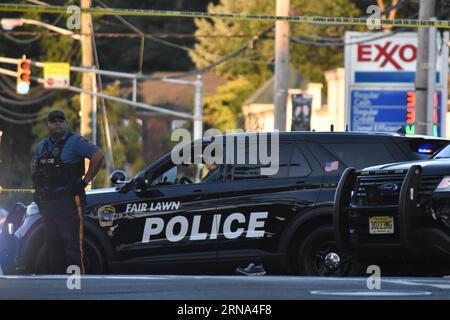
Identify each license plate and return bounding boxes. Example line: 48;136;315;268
369;216;394;234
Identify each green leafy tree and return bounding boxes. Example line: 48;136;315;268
191;0;274;85
203;77;255;131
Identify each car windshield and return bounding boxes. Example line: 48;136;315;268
433;144;450;159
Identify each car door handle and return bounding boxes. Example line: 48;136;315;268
289;181;307;189
191;189;204;200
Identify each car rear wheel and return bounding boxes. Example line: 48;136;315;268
297;226;363;276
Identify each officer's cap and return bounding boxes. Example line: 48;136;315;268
47;110;66;122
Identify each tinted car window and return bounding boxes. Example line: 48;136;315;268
404;139;449;160
305;142;346;176
231;143;292;180
322;143;396;168
289;145;312;177
150;142;225;185
433;142;450;159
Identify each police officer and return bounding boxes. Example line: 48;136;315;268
31;110;104;274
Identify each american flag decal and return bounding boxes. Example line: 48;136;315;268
325;161;339;172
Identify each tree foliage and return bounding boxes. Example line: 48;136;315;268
191;0;362;131
203;77;255;131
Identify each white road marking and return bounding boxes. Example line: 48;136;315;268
0;275;171;280
384;279;450;290
310;290;432;297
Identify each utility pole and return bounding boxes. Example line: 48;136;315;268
80;0;94;140
193;75;203;142
274;0;290;131
415;0;436;135
80;0;96;188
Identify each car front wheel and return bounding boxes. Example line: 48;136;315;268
297;226;363;276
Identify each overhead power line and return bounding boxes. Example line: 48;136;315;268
0;105;42;118
290;12;419;47
0;106;45;124
0;31;258;39
290;29;402;47
168;26;274;79
0;92;53;106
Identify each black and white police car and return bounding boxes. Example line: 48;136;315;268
334;138;450;275
0;131;447;276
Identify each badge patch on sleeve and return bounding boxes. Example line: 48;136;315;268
81;136;93;146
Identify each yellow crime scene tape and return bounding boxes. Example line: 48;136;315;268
0;188;34;193
0;3;449;29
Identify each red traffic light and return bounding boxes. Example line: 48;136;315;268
20;61;30;69
16;55;31;95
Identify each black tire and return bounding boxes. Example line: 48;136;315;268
33;236;106;274
297;226;363;276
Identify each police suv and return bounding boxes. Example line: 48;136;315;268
0;132;447;276
334;142;450;275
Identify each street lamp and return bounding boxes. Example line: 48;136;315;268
0;18;80;40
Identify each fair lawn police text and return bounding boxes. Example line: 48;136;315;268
142;211;268;242
126;201;180;213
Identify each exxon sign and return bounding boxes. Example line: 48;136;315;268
345;32;445;84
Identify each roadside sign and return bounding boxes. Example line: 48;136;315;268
350;89;442;136
291;94;312;131
43;62;70;89
344;32;449;136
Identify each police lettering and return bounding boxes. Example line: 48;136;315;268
141;212;268;243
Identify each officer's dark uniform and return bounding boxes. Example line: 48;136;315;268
31;117;98;274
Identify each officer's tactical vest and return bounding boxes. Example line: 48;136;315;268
31;132;85;201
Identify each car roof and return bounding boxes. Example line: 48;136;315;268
197;131;447;144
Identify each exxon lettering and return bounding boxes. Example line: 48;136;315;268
357;42;417;70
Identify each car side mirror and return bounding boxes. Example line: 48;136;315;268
134;174;146;189
110;170;128;185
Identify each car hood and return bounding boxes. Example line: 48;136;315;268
85;187;138;208
364;158;450;175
